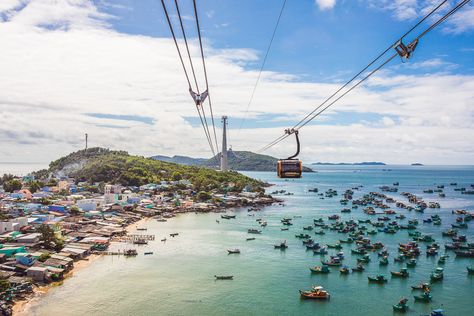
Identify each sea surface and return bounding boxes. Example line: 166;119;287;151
24;166;474;315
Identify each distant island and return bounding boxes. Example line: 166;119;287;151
151;150;314;172
312;162;386;166
411;163;424;166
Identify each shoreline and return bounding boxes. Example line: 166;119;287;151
10;204;271;315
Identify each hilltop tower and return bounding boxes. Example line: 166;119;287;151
221;116;228;171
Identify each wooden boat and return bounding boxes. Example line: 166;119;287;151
411;282;430;291
303;226;313;231
392;298;409;312
215;275;233;280
274;241;288;250
310;266;330;274
430;309;445;316
299;286;330;300
133;239;148;245
170;233;179;237
339;238;353;244
227;249;240;254
351;249;366;255
437;255;448;264
368;275;388;283
161;238;166;242
467;266;474;274
136;227;147;231
455;250;474;257
248;229;262;234
321;257;342;266
124;249;138;257
327;243;342;249
406;258;417;267
357;255;371;264
156;218;167;222
314;230;325;235
430;267;444;282
391;268;409;278
144;252;154;255
313;248;328;255
295;233;311;239
281;228;289;231
246;237;256;241
221;214;236;219
379;256;389;266
352;265;365;272
414;292;432;302
340;266;350;274
302;239;314;245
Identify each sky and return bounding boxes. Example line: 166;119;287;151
0;0;473;165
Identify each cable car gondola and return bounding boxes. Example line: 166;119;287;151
277;129;302;178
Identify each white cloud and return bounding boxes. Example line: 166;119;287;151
0;0;473;165
315;0;336;11
363;0;474;33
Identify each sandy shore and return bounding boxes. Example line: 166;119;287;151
12;253;103;316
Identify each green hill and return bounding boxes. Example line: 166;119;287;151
152;150;314;172
34;148;266;193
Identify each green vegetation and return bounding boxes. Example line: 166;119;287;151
2;179;22;193
38;252;51;262
38;224;64;251
37;148;266;194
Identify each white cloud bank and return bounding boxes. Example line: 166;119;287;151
0;0;473;166
315;0;337;11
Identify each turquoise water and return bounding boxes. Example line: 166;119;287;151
27;166;474;316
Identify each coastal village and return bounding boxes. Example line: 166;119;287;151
0;173;274;315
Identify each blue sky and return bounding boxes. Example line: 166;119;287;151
0;0;473;164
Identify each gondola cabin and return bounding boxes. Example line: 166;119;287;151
277;159;302;178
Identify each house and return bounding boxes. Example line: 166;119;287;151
15;253;36;266
0;246;26;257
16;233;41;244
26;266;48;282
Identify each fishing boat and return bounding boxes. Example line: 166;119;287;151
352;265;365;272
414;292;432;302
310;266;330;274
368;274;388;283
299;286;330;300
406;258;417;267
392;298;409;312
430;267;444;282
391;268;409;278
467;266;474;274
161;238;166;242
327;243;342;249
302;239;314;245
437;255;448;264
227;249;240;254
144;252;153;255
379;256;389;266
214;275;233;280
340;266;350;274
248;229;262;234
357;255;371;264
246;237;255;241
295;233;311;239
221;214;236;219
281;228;289;231
136;227;147;231
133;239;148;245
321;257;342;266
430;309;445;316
124;249;138;257
455;250;474;257
314;230;325;235
170;233;179;237
351;248;366;255
303;225;313;231
313;247;328;255
156;218;167;222
274;241;288;250
411;282;430;291
339;238;353;244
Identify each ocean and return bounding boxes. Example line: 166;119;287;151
21;166;474;315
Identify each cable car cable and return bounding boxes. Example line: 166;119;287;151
237;0;287;133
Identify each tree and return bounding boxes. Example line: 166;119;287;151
29;180;42;193
38;252;51;262
37;224;56;249
0;279;10;293
197;191;212;202
0;174;14;185
172;171;182;181
3;179;22;193
69;206;81;216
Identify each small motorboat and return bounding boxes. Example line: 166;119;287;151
227;249;241;254
391;268;409;278
215;275;233;280
281;228;289;231
310;266;330;274
352;265;365;273
170;233;179;237
246;237;256;241
368;274;388;283
411;282;430;291
414;292;432;302
379;256;389;266
430;309;445;316
467;266;474;274
144;252;154;255
406;258;417;267
299;286;330;300
392;298;409;312
274;241;288;250
248;229;262;234
340;266;350;274
430;267;444;282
